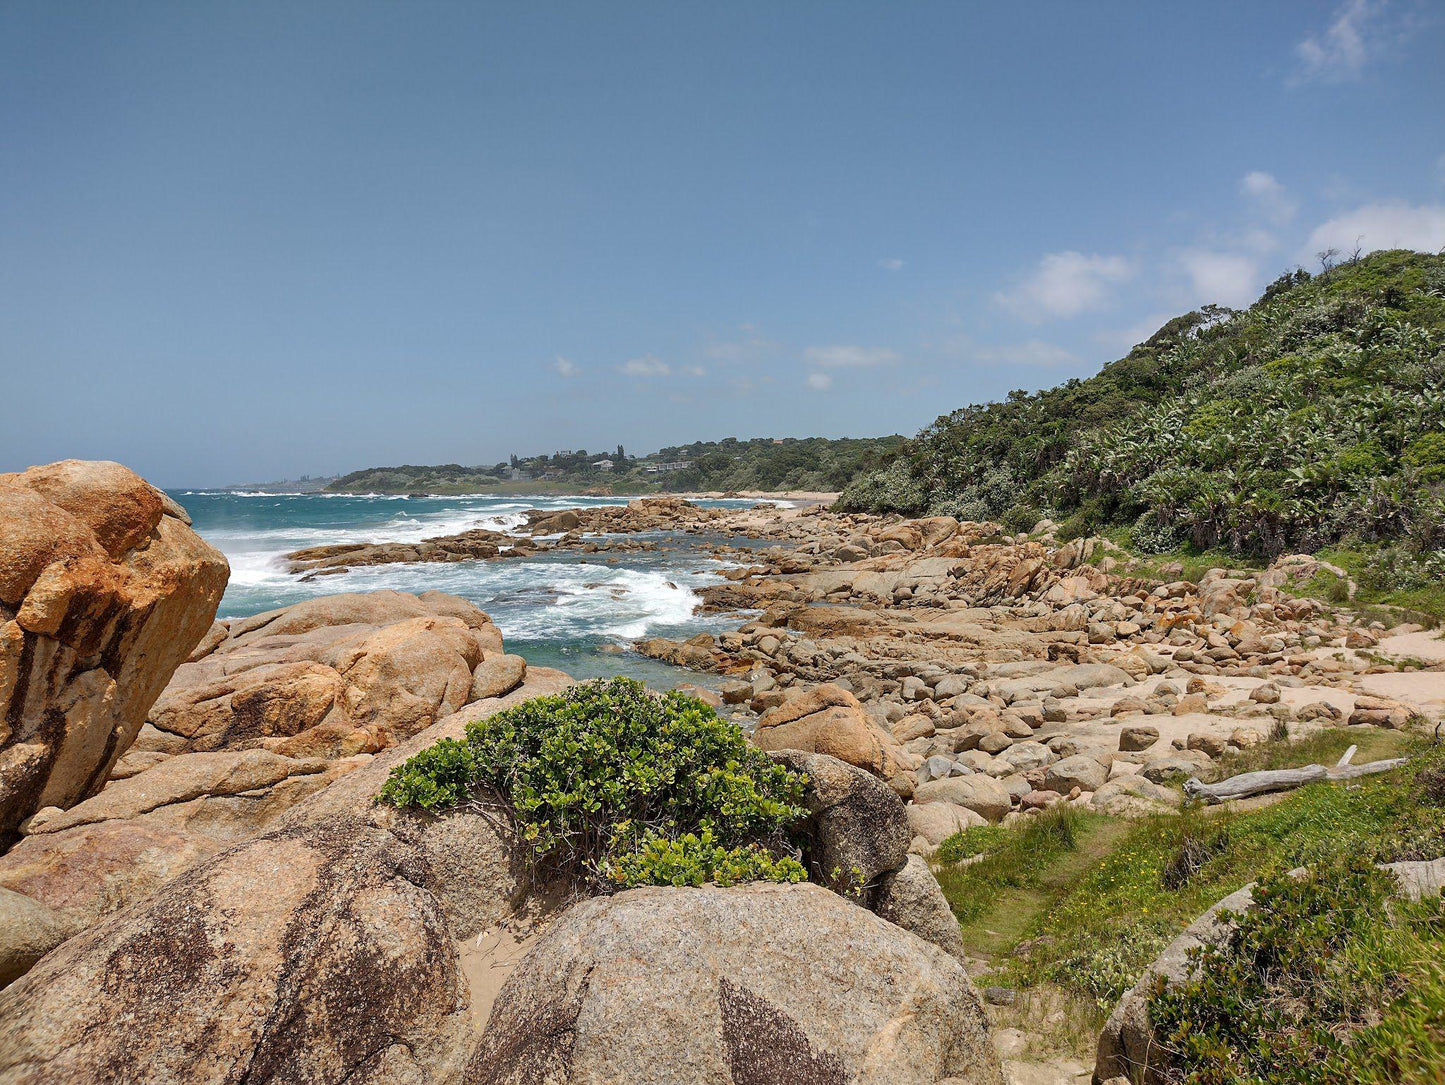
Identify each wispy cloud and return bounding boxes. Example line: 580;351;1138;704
877;257;905;272
704;326;778;364
1305;201;1445;258
802;345;900;368
805;372;834;391
550;356;579;377
974;341;1079;369
1178;249;1261;308
1240;171;1297;224
1292;0;1417;85
682;364;707;377
994;251;1134;321
618;354;670;377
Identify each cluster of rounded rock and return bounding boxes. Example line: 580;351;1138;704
630;510;1425;838
0;462;1008;1085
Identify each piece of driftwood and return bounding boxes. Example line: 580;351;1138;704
1184;756;1408;804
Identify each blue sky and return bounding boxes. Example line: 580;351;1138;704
2;1;1443;486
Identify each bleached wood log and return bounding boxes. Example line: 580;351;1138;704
1329;757;1408;780
1183;757;1407;803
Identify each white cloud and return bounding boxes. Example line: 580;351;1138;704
1292;0;1415;85
550;356;579;377
683;364;706;377
975;341;1079;369
1240;171;1297;224
995;251;1133;321
878;257;905;272
704;326;778;364
618;354;670;378
1178;249;1261;308
805;372;834;391
801;345;900;368
1305;201;1445;258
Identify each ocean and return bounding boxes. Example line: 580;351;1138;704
171;490;768;688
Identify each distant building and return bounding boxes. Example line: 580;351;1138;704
507;467;532;481
644;460;692;474
593;458;615;472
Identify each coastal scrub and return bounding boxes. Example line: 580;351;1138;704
378;676;808;890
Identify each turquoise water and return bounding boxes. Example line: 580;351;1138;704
170;490;763;686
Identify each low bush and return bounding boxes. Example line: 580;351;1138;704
378;677;808;890
1001;503;1041;535
1130;509;1184;554
1147;855;1445;1085
1160;811;1232;890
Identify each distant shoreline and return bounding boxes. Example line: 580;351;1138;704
192;483;838;506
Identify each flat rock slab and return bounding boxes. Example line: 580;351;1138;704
1358;672;1445;717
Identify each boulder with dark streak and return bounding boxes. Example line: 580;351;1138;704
0;668;575;1084
468;882;1004;1085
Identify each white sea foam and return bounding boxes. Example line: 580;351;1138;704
197;491;753;643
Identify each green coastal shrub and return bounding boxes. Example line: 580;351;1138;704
1001;503;1041;535
605;829;805;889
1130;509;1184;554
377;677;808;890
834;250;1445;571
1404;432;1445;484
1147;854;1445;1085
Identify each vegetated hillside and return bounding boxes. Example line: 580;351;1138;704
329;435;905;495
841;250;1445;579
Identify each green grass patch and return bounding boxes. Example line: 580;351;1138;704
1003;741;1444;1013
932;807;1130;956
1123;544;1264;586
1315;546;1445;627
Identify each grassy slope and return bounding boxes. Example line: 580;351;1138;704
934;730;1431;1061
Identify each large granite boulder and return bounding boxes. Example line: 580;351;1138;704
146;590;511;760
467;881;1004;1085
912;773;1013;822
0;460;228;841
750;684;899;777
0;667;575;1082
768;749;909;902
875;854;966;960
0;889;80;989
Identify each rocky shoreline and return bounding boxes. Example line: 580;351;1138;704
623;503;1437;823
2;471;1442;1085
